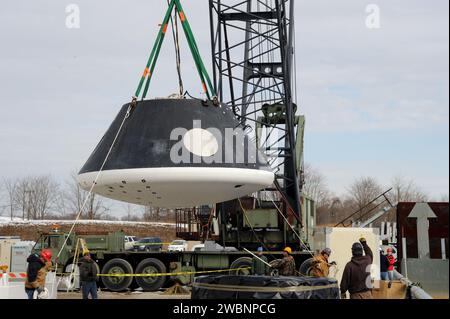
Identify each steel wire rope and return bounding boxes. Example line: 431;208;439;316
54;104;134;273
270;199;314;258
167;0;184;96
237;198;278;261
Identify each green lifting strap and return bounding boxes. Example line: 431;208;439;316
134;0;216;101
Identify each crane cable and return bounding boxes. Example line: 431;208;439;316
167;0;184;96
270;199;314;258
237;199;278;261
54;104;134;277
238;198;315;277
135;0;216;101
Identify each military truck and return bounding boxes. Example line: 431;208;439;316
32;222;313;292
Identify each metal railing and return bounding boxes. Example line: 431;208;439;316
393;269;433;299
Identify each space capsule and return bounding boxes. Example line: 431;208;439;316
77;98;274;207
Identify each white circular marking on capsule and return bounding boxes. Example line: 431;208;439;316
183;128;219;157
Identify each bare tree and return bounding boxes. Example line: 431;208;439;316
316;195;357;226
53;190;69;219
142;206;153;222
142;206;162;222
121;203;147;221
99;212;118;221
0;190;4;216
3;178;17;220
302;163;330;208
33;176;59;219
14;178;32;220
347;176;383;220
123;203;134;221
12;176;59;220
63;172;109;220
121;213;141;222
389;175;428;203
63;172;88;218
315;196;339;226
85;193;108;220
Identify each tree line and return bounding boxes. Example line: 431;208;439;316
1;167;447;225
0;173;174;222
302;163;448;226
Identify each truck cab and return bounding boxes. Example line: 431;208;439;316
32;228;126;272
32;231;73;269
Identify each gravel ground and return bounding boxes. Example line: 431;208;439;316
58;289;191;299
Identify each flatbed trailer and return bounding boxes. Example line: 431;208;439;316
33;230;312;291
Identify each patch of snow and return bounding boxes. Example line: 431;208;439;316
0;216;176;228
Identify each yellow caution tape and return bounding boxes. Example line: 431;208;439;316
96;267;251;277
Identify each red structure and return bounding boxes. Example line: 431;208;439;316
397;202;449;262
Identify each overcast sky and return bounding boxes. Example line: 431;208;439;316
0;1;448;217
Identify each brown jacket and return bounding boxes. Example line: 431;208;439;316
311;254;330;277
25;261;51;289
274;255;296;276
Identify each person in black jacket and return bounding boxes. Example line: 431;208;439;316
340;237;373;299
24;253;45;299
79;253;99;299
380;249;390;281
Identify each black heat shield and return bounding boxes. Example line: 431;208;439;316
191;275;340;299
79;98;268;174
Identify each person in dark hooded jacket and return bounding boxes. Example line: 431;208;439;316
24;253;45;299
24;249;52;299
340;237;373;299
79;253;99;299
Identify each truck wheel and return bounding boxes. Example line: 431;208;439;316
229;257;252;275
135;258;167;291
299;258;314;276
101;258;134;292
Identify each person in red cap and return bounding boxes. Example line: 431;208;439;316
386;247;396;288
25;249;53;299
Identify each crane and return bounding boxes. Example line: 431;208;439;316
209;0;303;216
176;0;310;251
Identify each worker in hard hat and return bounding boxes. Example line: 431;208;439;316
35;250;52;299
25;249;52;299
79;252;99;299
311;248;334;277
340;237;373;299
386;247;396;288
251;246;269;275
271;247;296;276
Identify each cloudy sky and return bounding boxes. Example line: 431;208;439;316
0;1;448;217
